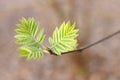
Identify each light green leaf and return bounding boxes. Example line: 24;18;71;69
15;17;45;60
49;21;79;55
19;47;31;57
36;29;46;44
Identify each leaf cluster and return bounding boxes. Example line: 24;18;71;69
15;18;79;60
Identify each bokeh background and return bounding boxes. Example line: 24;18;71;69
0;0;120;80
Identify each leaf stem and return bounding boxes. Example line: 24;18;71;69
60;30;120;55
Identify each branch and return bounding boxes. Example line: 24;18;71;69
59;30;120;55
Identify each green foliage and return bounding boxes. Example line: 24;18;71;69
49;21;79;55
15;18;45;60
15;18;79;60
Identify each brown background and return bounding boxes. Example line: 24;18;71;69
0;0;120;80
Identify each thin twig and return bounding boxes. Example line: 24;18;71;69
61;30;120;55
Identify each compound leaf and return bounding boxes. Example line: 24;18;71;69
49;21;79;55
15;17;45;60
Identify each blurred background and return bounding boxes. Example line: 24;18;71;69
0;0;120;80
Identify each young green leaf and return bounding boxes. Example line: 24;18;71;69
15;17;45;60
49;21;79;55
